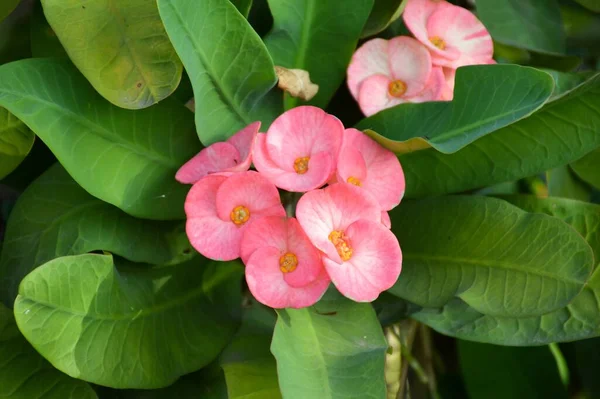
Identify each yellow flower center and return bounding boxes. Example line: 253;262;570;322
347;176;362;186
230;205;250;225
429;36;446;50
279;252;298;273
294;156;310;174
328;230;353;261
388;80;407;98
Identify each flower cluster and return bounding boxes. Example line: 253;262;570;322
347;0;495;116
177;106;405;308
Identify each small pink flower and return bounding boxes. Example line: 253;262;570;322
184;171;285;261
252;106;343;192
296;183;402;302
337;128;405;211
242;216;330;308
403;0;494;70
176;122;260;184
347;36;445;116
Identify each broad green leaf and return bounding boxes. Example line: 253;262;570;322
573;0;600;13
412;196;600;345
571;148;600;189
0;0;18;22
0;303;97;399
30;2;67;58
41;0;183;109
458;341;567;398
158;0;280;145
264;0;374;109
0;58;200;220
0;164;193;306
0;106;34;179
231;0;253;17
547;166;591;202
476;0;566;54
388;196;593;317
355;65;554;154
271;290;387;399
14;254;243;389
401;73;600;199
361;0;404;38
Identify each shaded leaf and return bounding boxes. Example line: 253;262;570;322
14;254;243;388
361;0;404;38
29;1;67;58
0;106;34;180
271;289;387;399
0;303;97;399
573;0;600;13
388;196;593;317
0;0;19;22
547;166;591;202
0;164;193;307
571;148;600;189
356;65;554;154
0;58;200;220
231;0;253;17
158;0;280;145
41;0;182;109
264;0;373;109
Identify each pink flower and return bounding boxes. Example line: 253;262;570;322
296;183;402;302
252;106;343;192
337;128;405;212
403;0;494;70
347;36;445;116
176;122;260;184
184;171;286;261
241;216;330;308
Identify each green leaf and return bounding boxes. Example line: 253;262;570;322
0;58;200;220
41;0;183;109
0;106;34;180
361;0;404;38
476;0;566;54
412;196;600;345
355;65;554;154
547;166;591;202
158;0;280;145
30;2;67;58
0;164;193;307
0;303;97;399
264;0;374;109
573;0;600;13
14;254;243;389
458;341;567;398
0;0;18;22
571;148;600;189
388;195;593;317
231;0;253;17
401;73;600;199
271;290;387;399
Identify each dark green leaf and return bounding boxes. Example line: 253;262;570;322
476;0;566;54
14;254;243;388
271;290;387;399
0;303;97;399
547;166;591;202
29;2;67;58
0;106;34;180
41;0;183;109
388;196;593;317
361;0;404;38
0;0;18;22
158;0;280;145
573;0;600;13
264;0;374;109
0;164;193;306
571;148;600;189
355;65;554;154
401;73;600;198
573;338;600;398
231;0;253;17
0;58;200;220
459;341;567;398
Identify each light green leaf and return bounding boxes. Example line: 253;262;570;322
0;0;18;22
158;0;280;145
412;196;600;345
0;303;97;399
355;65;554;154
571;148;600;189
41;0;183;109
0;106;34;180
264;0;374;109
361;0;405;38
388;196;593;317
0;164;193;307
0;58;200;220
14;254;243;389
476;0;566;54
271;290;387;399
459;341;567;398
401;73;600;199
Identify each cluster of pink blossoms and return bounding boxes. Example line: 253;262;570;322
348;0;495;116
176;106;405;308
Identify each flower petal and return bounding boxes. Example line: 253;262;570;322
347;38;391;98
323;219;402;302
175;142;240;184
240;215;288;264
357;74;403;117
337;146;368;184
381;211;392;229
184;175;227;219
226;121;261;172
186;216;242;261
283;218;325;288
403;0;459;59
387;36;432;97
408;66;445;103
